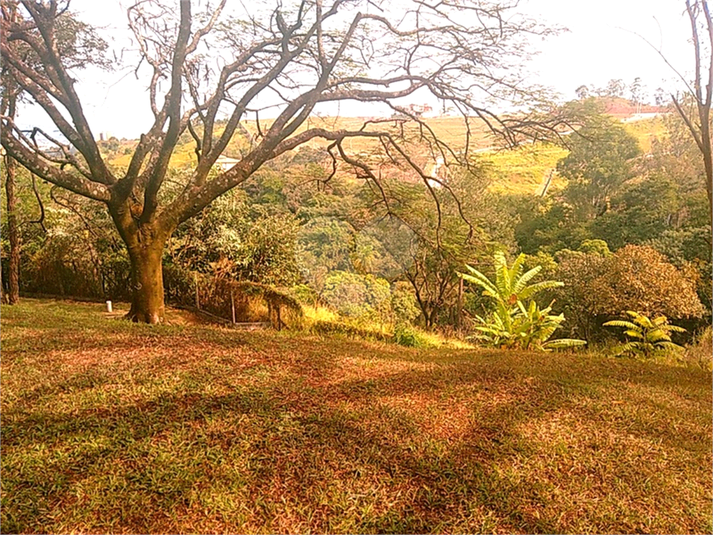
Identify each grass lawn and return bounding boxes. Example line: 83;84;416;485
1;299;711;534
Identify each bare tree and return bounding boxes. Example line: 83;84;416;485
2;96;20;305
1;0;562;323
675;0;713;220
1;1;21;305
644;0;713;219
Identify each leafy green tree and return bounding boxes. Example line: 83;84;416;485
557;113;641;220
577;239;611;256
13;185;131;301
508;194;590;254
591;175;682;250
322;271;391;324
390;281;420;325
365;163;513;329
1;1;109;304
646;226;712;315
168;189;300;286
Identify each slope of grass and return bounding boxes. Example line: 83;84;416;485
102;114;667;197
623;116;667;153
2;299;710;534
482;143;568;195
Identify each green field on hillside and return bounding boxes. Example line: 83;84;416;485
102;115;664;196
2;299;710;534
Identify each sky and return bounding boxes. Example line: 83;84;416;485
521;0;693;98
18;0;697;140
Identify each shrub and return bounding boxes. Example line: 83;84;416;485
555;245;705;340
473;300;586;351
391;282;421;324
393;322;423;347
290;284;318;306
322;271;392;323
578;239;611;256
604;311;686;358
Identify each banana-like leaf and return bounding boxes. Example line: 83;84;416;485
630;313;653;329
624;329;644;339
494;252;510;296
647;329;671;343
652;315;668;326
518;280;564;300
667;325;687;333
603;320;638;330
508;254;526;289
513;266;542;294
656;341;683;351
543;338;587;349
612;341;639;356
459;269;498;295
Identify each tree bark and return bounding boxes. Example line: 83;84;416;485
126;241;166;324
4;152;20;305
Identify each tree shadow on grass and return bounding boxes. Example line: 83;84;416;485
1;313;711;533
1;359;596;534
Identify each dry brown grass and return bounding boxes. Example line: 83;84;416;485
1;299;711;534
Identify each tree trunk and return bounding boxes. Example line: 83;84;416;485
126;241;166;324
4;153;20;305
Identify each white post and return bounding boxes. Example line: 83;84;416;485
106;300;113;313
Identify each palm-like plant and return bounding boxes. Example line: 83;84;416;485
473;300;586;351
461;252;585;351
461;252;564;311
603;311;686;357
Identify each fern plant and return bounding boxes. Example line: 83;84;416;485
461;252;586;351
603;311;686;357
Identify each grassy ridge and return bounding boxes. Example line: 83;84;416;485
1;299;711;534
103;115;664;196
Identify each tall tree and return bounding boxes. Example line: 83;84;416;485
1;0;107;304
2;96;20;305
1;0;20;304
645;0;713;219
557;111;641;220
676;0;713;220
1;0;562;323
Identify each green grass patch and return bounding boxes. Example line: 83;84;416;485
2;299;711;533
483;143;569;195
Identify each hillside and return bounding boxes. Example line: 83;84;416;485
100;110;665;196
1;299;711;534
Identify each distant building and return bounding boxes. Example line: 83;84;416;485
215;155;241;171
391;103;435;120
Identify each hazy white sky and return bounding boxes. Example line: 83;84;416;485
522;0;692;97
22;0;696;139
